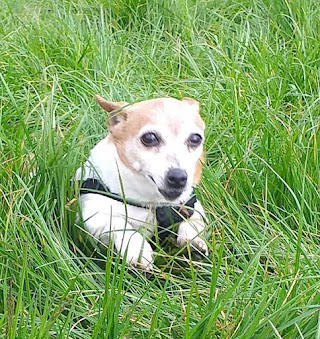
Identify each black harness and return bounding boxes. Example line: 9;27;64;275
80;178;197;242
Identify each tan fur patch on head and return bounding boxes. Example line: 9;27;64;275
110;104;157;170
193;151;205;185
104;100;160;170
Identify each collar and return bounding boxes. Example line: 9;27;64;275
79;178;197;241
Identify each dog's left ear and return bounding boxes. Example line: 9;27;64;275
181;97;200;110
96;95;129;127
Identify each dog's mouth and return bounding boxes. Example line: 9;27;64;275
158;188;183;201
147;175;184;201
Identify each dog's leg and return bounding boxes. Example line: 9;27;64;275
177;201;208;255
112;224;154;271
81;199;154;270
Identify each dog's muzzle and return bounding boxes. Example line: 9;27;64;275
159;168;188;200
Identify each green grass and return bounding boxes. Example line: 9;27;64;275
1;0;320;337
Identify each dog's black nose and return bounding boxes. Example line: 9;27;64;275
166;168;187;189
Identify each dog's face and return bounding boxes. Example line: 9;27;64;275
96;95;205;202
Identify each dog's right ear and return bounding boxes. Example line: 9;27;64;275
96;95;129;127
181;97;200;110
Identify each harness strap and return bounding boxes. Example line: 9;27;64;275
80;178;146;208
79;178;197;242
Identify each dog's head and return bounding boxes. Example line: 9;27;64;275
96;95;205;202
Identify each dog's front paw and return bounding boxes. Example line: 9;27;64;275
119;233;154;271
191;236;209;256
177;221;208;256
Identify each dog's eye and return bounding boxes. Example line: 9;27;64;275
140;132;161;147
187;133;202;147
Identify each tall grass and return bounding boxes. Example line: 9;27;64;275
1;0;319;337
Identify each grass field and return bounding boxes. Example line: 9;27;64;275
1;0;320;337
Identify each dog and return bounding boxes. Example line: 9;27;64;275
75;95;208;270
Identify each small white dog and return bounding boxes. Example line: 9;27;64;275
75;95;208;270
